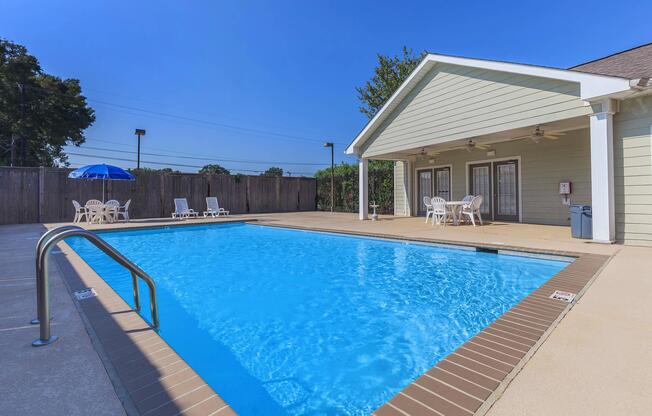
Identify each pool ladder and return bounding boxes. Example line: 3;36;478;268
31;225;160;347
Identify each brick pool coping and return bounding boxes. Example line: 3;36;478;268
52;219;611;415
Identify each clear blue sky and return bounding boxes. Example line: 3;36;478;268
2;0;651;175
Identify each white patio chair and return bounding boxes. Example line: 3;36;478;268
431;197;449;226
461;195;484;226
172;198;199;220
423;196;434;224
115;199;131;222
85;199;105;223
204;197;229;217
72;200;89;223
105;200;120;222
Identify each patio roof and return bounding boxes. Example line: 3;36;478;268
346;53;634;156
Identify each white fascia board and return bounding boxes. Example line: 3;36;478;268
346;54;633;156
427;54;632;100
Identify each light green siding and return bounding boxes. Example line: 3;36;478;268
614;95;652;246
402;129;591;225
362;63;592;158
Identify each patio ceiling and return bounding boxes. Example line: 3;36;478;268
369;116;590;161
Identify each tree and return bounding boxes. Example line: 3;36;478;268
199;164;230;175
355;46;424;119
0;38;95;167
355;47;423;173
261;166;283;177
131;167;178;173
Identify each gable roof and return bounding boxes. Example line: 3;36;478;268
346;53;632;155
570;42;652;79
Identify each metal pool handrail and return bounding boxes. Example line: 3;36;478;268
31;225;85;325
32;226;160;347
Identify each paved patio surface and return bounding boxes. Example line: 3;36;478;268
0;224;126;416
2;212;650;415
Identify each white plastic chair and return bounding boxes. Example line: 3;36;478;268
461;195;484;226
431;197;449;226
115;199;131;222
203;197;229;217
105;200;120;222
85;199;105;223
72;200;89;223
423;196;434;224
172;198;199;220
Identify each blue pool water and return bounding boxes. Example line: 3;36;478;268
67;223;569;415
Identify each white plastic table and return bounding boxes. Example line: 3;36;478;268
87;205;116;224
446;201;467;225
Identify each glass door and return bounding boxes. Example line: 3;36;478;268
417;169;433;216
468;163;492;217
494;160;519;221
434;167;451;200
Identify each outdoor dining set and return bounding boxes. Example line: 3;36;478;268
72;199;131;224
424;195;484;226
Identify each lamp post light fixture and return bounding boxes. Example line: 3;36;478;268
134;129;146;170
324;142;334;212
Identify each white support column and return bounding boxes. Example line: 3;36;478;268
359;158;368;220
589;99;617;243
404;159;413;216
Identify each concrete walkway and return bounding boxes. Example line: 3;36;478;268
0;224;125;416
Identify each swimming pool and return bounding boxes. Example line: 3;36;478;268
67;223;569;415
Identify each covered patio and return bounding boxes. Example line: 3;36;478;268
346;53;644;245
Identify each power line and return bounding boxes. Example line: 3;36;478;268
65;151;313;175
75;144;330;166
17;83;350;146
89;99;348;146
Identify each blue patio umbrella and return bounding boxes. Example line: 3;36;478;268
68;164;135;202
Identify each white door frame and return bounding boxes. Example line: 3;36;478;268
465;156;523;223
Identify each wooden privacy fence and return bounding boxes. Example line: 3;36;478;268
0;167;316;224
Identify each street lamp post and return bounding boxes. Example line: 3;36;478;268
134;129;146;170
324;142;334;212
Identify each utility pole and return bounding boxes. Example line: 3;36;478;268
324;142;334;212
134;129;146;170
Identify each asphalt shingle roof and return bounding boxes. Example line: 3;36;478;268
569;42;652;79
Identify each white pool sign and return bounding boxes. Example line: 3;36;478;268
73;288;98;301
549;290;576;302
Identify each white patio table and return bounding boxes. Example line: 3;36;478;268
446;200;468;225
86;204;116;224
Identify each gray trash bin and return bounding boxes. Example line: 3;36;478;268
570;205;592;239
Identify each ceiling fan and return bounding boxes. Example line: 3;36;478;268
450;139;490;152
514;126;566;143
412;147;440;157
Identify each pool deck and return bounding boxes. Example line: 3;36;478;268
2;212;651;415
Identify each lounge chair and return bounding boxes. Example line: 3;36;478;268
172;198;199;220
431;197;449;226
115;199;131;222
461;195;484;226
423;196;434;223
72;200;89;223
203;197;229;217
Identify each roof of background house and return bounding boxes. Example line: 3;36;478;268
570;42;652;79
